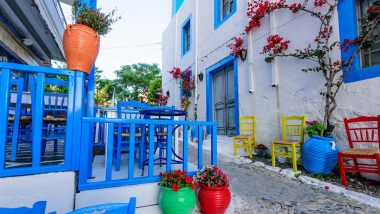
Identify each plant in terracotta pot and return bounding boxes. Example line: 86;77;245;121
63;0;120;73
159;170;196;214
195;166;231;214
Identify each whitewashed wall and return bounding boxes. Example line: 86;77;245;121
162;0;380;151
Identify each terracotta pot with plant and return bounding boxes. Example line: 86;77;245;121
195;166;231;214
63;0;119;73
159;170;196;214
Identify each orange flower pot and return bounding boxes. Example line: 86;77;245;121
63;24;100;74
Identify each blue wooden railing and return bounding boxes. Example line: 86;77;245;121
79;117;218;191
0;62;86;177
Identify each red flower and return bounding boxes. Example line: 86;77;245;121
172;184;180;192
165;173;171;178
191;183;196;190
185;176;193;184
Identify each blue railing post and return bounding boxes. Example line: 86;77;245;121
148;124;154;177
183;125;188;172
128;124;136;180
198;125;203;169
211;123;218;165
64;75;76;167
72;72;86;171
79;121;90;186
0;69;10;169
32;73;44;168
166;125;173;172
106;123;114;181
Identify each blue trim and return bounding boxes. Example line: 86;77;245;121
172;0;185;16
214;0;237;30
206;55;239;135
338;0;380;83
181;15;192;57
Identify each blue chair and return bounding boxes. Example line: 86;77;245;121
0;201;47;214
67;197;136;214
30;77;68;156
114;101;151;171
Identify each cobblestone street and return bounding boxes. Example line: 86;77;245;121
187;143;380;214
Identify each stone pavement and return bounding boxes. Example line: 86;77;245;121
187;143;380;214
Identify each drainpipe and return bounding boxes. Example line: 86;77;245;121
174;10;179;109
270;4;281;139
194;0;199;119
248;31;255;94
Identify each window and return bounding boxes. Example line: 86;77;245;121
215;0;236;29
222;0;234;19
338;0;380;82
357;0;380;68
181;16;192;56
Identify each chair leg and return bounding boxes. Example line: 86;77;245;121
375;154;380;179
233;137;237;156
248;139;252;159
338;152;347;187
271;143;276;167
291;144;297;172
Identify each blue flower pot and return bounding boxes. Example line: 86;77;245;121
302;136;339;175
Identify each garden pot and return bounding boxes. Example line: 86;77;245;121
198;184;231;214
159;187;196;214
302;136;339;175
63;24;100;74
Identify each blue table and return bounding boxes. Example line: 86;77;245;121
140;108;187;174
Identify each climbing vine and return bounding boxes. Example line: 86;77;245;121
170;67;195;111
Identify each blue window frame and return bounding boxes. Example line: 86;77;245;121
180;69;192;98
338;0;380;83
172;0;185;16
181;15;192;57
214;0;236;30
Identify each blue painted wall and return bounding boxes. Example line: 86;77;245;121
338;0;380;83
206;55;239;135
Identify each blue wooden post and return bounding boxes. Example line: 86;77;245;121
79;121;90;186
198;125;203;169
64;75;76;167
32;73;44;168
166;125;173;172
0;69;10;169
183;125;188;171
106;123;114;181
211;123;218;165
72;72;85;170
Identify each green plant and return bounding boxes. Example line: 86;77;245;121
305;120;325;137
195;166;229;187
159;170;196;192
72;0;120;36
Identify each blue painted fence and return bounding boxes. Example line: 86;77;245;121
79;117;218;191
0;62;85;177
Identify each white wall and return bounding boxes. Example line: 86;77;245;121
0;172;76;214
162;0;380;150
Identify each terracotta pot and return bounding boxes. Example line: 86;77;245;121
198;184;231;214
63;24;100;74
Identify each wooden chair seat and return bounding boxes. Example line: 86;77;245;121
113;131;167;137
340;148;380;156
234;134;255;140
8;116;32;122
43;117;67;123
272;140;300;145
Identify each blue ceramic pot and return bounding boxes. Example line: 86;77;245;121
302;136;339;175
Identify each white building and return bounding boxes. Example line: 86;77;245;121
162;0;380;149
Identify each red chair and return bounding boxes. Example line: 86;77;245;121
338;116;380;186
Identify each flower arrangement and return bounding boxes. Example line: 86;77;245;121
227;37;244;58
181;97;191;111
159;170;196;192
170;67;195;112
195;166;229;188
155;89;170;106
305;120;325;137
170;67;183;79
72;0;120;36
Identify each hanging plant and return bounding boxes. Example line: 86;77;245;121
227;37;244;58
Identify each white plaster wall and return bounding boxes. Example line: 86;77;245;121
162;0;380;151
75;182;160;210
0;172;75;214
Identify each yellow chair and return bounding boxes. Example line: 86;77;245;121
233;116;257;158
271;115;306;172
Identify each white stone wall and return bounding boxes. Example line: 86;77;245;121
0;172;76;213
162;0;380;150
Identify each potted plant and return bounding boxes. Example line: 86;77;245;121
159;170;196;214
63;0;119;73
256;144;270;158
302;120;339;175
195;166;231;214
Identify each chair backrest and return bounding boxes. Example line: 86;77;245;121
117;100;151;119
344;116;380;149
282;115;306;142
0;201;47;214
30;76;69;118
239;116;256;136
67;197;136;214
